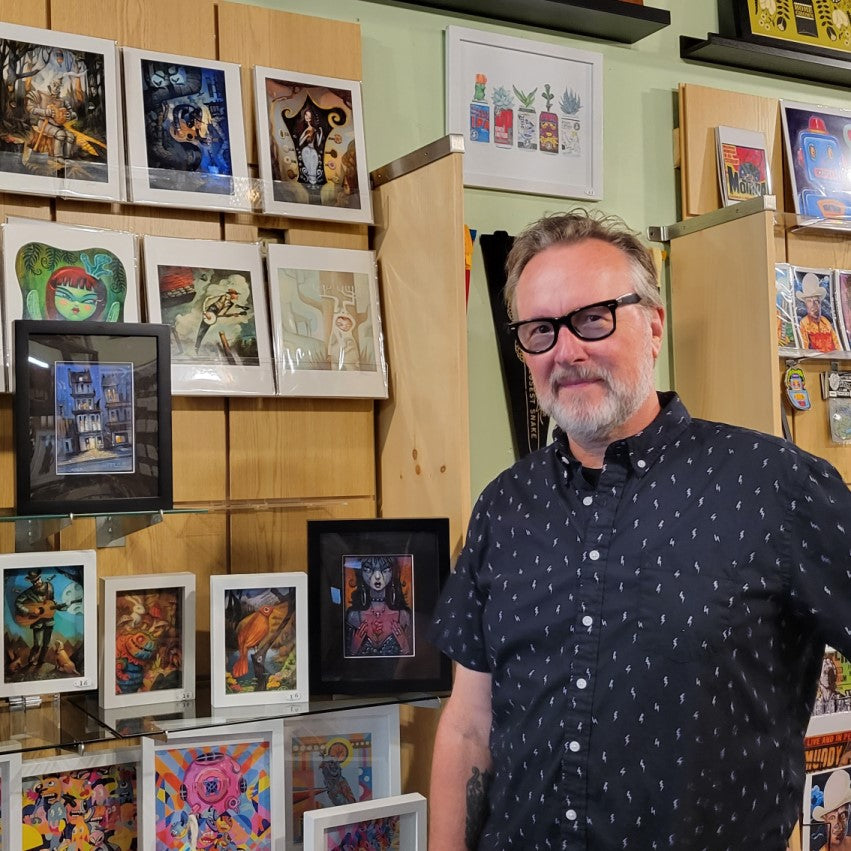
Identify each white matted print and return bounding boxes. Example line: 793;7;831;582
266;244;387;399
22;747;138;851
254;66;372;223
446;25;602;200
122;47;250;212
0;550;96;699
284;704;401;849
210;572;308;708
99;572;196;710
141;720;284;851
303;793;426;851
143;236;275;395
0;750;21;851
0;22;124;201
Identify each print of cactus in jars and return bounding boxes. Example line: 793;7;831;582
492;86;515;148
513;85;537;151
560;87;582;156
469;73;491;143
539;84;559;154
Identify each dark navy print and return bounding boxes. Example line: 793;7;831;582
432;393;851;850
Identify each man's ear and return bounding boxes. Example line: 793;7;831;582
649;305;665;360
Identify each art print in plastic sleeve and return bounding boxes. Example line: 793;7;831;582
792;265;842;354
715;125;771;207
803;767;851;851
776;263;802;354
834;269;851;350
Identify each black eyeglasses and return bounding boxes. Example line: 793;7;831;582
507;292;642;354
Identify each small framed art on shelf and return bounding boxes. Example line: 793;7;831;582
13;320;172;516
307;518;452;695
302;792;427;851
0;549;97;699
210;572;309;708
99;572;195;710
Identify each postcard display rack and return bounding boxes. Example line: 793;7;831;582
0;0;469;832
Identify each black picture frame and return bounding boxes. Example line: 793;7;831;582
14;320;173;515
307;517;452;696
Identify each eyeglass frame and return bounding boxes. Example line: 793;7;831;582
506;292;643;354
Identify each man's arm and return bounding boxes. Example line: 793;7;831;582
429;664;493;851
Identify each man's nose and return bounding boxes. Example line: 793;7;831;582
550;323;588;363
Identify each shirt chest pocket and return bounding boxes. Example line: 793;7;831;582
637;559;738;663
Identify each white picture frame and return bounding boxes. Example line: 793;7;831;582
99;572;196;710
0;549;96;699
446;25;602;200
142;235;275;396
140;719;284;851
283;703;401;849
21;746;139;851
122;47;250;212
303;792;426;850
253;66;372;223
265;244;388;399
1;218;140;390
0;749;21;851
0;21;124;202
210;572;309;708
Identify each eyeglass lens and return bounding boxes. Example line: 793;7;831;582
516;304;615;351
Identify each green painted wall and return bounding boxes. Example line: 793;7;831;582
236;0;851;497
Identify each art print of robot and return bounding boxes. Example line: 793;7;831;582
140;59;234;195
154;741;273;850
291;732;374;844
0;31;111;185
3;564;85;684
264;77;362;210
21;761;137;851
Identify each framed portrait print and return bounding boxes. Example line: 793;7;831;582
142;235;275;396
254;66;372;223
210;572;308;708
0;21;124;201
446;25;602;200
141;720;284;851
122;47;250;212
303;792;426;851
265;244;388;399
803;766;851;851
2;219;140;389
0;549;96;699
99;572;195;710
13;320;173;516
307;518;452;695
284;704;401;849
0;750;22;851
21;746;138;851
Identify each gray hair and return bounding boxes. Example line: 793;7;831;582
503;209;663;318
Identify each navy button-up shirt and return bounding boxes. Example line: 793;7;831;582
432;393;851;850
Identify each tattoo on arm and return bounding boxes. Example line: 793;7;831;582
464;765;493;850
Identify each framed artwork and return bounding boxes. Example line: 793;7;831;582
781;100;851;226
21;746;138;851
307;518;452;695
0;22;123;201
303;792;426;851
803;766;851;851
140;720;284;851
283;704;401;849
13;320;173;516
2;218;140;390
714;125;771;207
142;235;275;396
0;750;22;851
791;266;842;354
0;549;96;699
265;244;388;399
253;66;372;223
122;47;250;212
446;25;602;200
210;572;309;708
99;572;196;710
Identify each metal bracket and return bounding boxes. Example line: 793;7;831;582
15;515;72;553
96;511;164;548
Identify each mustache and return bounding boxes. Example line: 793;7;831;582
549;364;611;387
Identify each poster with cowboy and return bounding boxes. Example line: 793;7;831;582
793;266;844;354
804;767;851;850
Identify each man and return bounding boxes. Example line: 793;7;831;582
15;570;65;669
429;210;851;850
812;770;851;850
797;271;841;352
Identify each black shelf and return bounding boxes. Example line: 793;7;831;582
364;0;670;43
680;33;851;88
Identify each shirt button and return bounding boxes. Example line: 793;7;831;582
582;615;593;627
636;459;647;468
588;550;600;561
582;495;593;506
566;809;577;821
569;740;580;752
576;677;588;689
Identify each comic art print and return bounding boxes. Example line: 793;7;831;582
776;263;802;353
715;126;772;206
807;647;851;738
21;749;138;851
254;67;372;223
0;22;123;200
792;265;842;354
53;360;134;475
804;766;851;850
343;554;414;660
834;270;851;351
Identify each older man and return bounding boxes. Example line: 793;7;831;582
813;770;851;851
428;210;851;850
